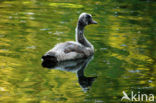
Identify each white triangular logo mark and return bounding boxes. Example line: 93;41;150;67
121;91;130;101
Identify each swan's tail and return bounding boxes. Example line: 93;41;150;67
41;54;58;68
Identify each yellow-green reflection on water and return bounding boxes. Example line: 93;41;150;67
0;0;156;102
49;3;83;8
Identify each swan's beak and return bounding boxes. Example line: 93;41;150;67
90;20;97;24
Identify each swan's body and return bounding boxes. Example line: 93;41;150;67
42;13;97;62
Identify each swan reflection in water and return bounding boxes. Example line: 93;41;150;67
42;56;97;92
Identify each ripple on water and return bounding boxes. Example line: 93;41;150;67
26;46;36;49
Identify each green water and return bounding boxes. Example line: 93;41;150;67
0;0;156;103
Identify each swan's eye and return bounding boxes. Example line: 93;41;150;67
86;15;91;19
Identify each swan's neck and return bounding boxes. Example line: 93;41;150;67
75;22;93;48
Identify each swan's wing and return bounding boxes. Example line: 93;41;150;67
64;44;84;53
63;42;89;55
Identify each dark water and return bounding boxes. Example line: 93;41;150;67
0;0;156;102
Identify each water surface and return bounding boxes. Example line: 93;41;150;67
0;0;156;102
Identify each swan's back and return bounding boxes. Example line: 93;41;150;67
43;41;88;62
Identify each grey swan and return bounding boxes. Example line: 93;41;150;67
42;13;97;63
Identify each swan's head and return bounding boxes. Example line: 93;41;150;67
78;13;97;26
